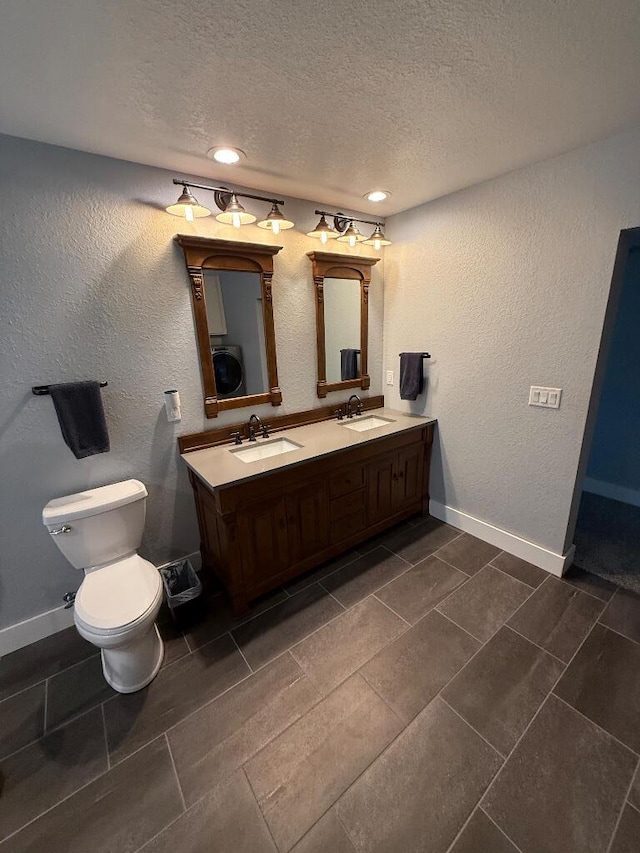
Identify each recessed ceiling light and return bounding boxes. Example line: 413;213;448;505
207;146;246;165
364;190;391;202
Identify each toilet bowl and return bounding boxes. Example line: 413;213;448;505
43;479;164;693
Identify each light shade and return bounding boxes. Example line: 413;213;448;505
363;224;391;249
215;194;257;227
307;214;337;244
336;221;366;247
257;203;295;234
166;186;211;220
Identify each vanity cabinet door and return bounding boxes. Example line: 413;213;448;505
237;497;290;590
286;480;329;564
367;455;397;525
395;444;424;511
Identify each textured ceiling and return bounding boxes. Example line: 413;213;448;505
1;0;640;215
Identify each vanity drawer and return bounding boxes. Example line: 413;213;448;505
330;464;366;499
330;488;366;522
330;509;367;543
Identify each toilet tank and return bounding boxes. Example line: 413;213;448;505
42;480;148;570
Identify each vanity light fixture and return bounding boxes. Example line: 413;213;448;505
166;178;293;230
257;203;295;235
306;214;338;244
165;185;212;221
309;209;391;249
364;190;390;202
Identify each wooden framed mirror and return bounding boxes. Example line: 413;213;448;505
307;251;380;398
176;235;283;417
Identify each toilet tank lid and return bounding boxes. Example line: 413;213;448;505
43;479;148;525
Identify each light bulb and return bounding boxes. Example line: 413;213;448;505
232;212;241;228
374;238;381;251
320;230;328;245
349;235;356;248
185;206;194;222
271;220;280;235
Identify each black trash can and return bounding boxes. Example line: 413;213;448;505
159;559;204;629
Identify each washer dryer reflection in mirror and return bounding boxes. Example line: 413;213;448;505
211;343;246;399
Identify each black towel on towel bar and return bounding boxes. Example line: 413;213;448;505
49;381;110;459
399;353;425;401
340;349;359;381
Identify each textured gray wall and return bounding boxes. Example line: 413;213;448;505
0;135;383;630
384;126;640;556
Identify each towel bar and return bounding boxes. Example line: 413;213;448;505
32;382;108;396
398;353;431;358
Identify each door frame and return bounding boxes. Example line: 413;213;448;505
562;226;640;554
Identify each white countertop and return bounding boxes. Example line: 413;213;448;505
181;408;436;491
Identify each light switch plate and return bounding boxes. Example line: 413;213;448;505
386;370;394;385
529;386;562;408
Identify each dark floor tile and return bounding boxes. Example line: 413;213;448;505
380;517;460;565
0;683;45;760
291;810;355;852
437;565;532;642
284;551;361;596
336;698;502;853
0;707;107;842
442;626;564;755
245;674;402;852
630;768;640;811
483;695;636;853
140;771;276;853
185;587;288;651
168;653;319;807
554;623;640;752
508;577;604;662
599;588;640;644
361;610;480;723
320;547;409;608
435;533;501;576
232;584;344;670
47;656;114;731
2;736;183;853
291;597;406;694
0;627;94;702
450;809;519;853
562;565;619;602
158;620;190;667
490;552;548;588
375;554;468;624
104;633;249;764
609;805;640;853
356;519;415;555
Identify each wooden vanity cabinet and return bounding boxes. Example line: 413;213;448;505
188;423;434;614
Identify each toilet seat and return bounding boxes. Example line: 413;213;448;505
74;554;162;636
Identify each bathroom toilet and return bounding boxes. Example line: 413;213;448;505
43;479;164;693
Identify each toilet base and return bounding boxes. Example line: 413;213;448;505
101;623;164;693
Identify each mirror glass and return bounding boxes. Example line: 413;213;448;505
323;277;362;384
203;270;269;399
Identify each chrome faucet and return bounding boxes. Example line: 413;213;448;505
346;394;362;419
248;413;269;441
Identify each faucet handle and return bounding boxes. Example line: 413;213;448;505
357;402;363;415
230;431;242;446
335;408;344;421
261;424;271;438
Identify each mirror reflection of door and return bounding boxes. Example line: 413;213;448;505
323;277;362;384
203;270;269;399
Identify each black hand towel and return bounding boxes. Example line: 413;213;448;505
399;353;424;401
340;349;359;381
49;381;110;459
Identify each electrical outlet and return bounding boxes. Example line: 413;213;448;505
386;370;394;385
529;386;562;408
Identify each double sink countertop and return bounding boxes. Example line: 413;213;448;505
181;408;436;491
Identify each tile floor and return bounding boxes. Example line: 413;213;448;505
1;517;639;852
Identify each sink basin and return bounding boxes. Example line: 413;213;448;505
341;415;395;432
230;437;302;464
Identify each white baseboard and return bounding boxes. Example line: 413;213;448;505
0;550;202;657
430;501;575;578
582;477;640;508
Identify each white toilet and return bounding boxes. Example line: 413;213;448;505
42;479;164;693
